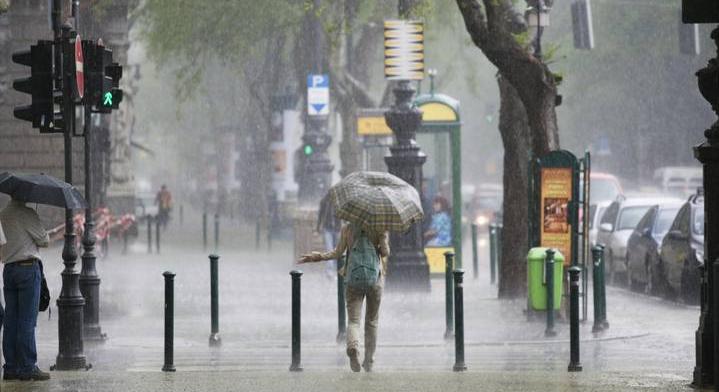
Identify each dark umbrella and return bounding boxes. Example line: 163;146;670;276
0;172;87;209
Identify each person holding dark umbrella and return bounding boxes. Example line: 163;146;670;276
0;172;86;382
0;199;50;381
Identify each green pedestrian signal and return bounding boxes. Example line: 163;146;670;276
303;144;314;156
103;92;113;106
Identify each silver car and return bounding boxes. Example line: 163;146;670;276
597;197;681;285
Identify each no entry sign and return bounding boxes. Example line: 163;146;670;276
75;35;84;99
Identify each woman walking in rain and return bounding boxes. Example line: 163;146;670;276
299;222;389;372
298;171;424;373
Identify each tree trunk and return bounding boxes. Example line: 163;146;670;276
497;75;531;298
455;0;560;298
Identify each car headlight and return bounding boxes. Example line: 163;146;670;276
475;215;489;226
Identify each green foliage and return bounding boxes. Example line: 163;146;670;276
139;0;302;99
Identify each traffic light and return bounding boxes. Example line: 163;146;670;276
682;0;719;23
83;40;122;113
303;143;314;156
12;40;56;132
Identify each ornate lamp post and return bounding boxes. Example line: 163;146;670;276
525;0;552;60
692;26;719;389
384;81;430;291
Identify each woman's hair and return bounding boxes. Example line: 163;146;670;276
432;195;450;213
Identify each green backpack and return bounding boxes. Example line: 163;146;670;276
346;228;380;290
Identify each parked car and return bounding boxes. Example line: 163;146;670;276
597;196;680;285
590;172;624;204
653;166;702;199
625;200;683;294
588;200;612;248
466;183;502;230
658;191;704;304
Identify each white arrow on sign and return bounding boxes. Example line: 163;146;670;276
307;74;329;116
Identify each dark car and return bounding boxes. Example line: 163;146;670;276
626;201;683;294
658;192;705;304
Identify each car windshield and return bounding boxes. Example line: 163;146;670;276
694;208;704;235
591;178;620;203
655;208;679;237
618;206;651;230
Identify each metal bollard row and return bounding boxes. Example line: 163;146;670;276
209;255;221;347
568;266;582;372
453;269;467;372
162;271;176;372
471;223;479;280
444;251;455;340
147;216;153;254
592;245;609;332
489;223;497;284
203;212;208;251
290;270;303;372
155;217;161;254
545;249;557;337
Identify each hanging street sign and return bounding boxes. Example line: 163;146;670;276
307;74;329;116
384;20;424;81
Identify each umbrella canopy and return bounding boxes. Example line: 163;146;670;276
0;172;87;209
329;171;424;233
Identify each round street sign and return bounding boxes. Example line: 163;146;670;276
75;35;84;99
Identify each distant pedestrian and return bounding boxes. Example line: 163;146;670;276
155;185;173;229
299;222;389;372
0;199;50;381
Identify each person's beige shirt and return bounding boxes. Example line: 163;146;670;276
314;224;390;277
0;201;49;263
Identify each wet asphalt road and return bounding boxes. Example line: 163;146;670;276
0;212;702;391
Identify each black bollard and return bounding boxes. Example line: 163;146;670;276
489;223;497;284
336;256;346;343
592;245;608;332
568;266;583;372
444;251;455;340
545;249;557;337
202;212;208;251
162;271;176;372
156;217;161;255
290;270;303;372
147;216;153;254
214;213;220;251
209;255;221;347
255;220;261;250
453;269;467;372
471;223;479;280
122;230;128;255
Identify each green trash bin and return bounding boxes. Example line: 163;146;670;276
527;247;564;311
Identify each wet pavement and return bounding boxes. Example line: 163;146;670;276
0;211;702;391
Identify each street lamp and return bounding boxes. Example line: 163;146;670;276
525;0;551;59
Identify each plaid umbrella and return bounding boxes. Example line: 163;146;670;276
329;171;424;232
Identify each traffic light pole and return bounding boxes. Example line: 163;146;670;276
79;104;106;342
55;22;87;371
